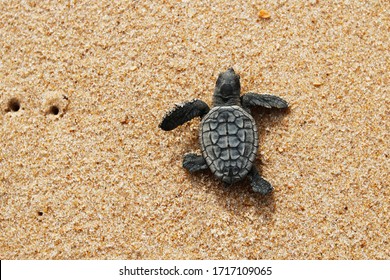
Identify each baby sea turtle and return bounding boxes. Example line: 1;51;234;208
159;68;288;194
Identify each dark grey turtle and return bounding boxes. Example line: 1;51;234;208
159;68;288;194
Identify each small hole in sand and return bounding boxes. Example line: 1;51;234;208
49;105;60;115
7;98;21;112
37;211;43;216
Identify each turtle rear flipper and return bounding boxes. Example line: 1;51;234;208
241;93;288;109
183;153;208;172
247;166;273;195
159;99;210;131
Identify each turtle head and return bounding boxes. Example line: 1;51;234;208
213;68;241;106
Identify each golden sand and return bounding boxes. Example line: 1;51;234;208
0;1;389;259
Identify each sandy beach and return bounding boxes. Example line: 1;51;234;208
0;1;389;259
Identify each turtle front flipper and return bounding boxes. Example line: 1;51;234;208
159;99;210;131
241;93;288;110
247;166;273;195
182;153;208;173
